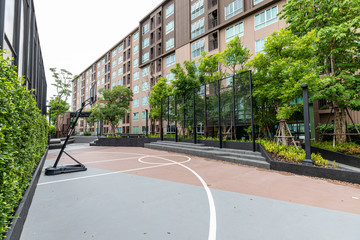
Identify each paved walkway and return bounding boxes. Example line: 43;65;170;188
20;144;360;239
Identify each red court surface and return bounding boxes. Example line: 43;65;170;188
20;144;360;240
45;145;360;214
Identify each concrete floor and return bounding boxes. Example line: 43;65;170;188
20;144;360;240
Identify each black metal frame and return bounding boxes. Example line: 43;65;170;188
159;71;256;151
45;96;95;175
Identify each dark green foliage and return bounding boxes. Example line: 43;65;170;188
90;85;133;135
0;50;48;238
317;123;360;144
48;125;56;135
312;141;360;158
258;139;335;167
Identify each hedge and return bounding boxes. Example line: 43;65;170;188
0;50;48;238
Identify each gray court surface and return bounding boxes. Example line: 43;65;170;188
20;144;360;240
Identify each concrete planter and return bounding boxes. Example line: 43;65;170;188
4;147;49;240
310;146;360;168
258;144;360;185
94;137;158;147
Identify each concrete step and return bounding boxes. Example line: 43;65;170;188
145;141;269;169
150;141;214;151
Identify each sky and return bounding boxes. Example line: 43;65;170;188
34;0;164;103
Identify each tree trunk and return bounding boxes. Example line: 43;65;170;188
280;120;288;146
333;101;346;143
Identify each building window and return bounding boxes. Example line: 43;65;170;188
142;111;147;120
255;38;265;54
133;71;139;80
191;18;205;39
166;54;176;67
142;52;150;63
225;0;243;20
133;112;139;121
255;6;278;30
143;37;150;49
102;58;105;64
112;49;117;57
118;44;123;52
133;58;139;68
166;4;174;18
112;82;116;87
192;38;205;58
209;32;218;51
118;56;123;64
112;60;117;68
254;0;264;5
101;68;105;74
143;23;150;35
166;38;175;51
101;78;105;84
225;22;244;42
166;21;175;34
118;79;123;85
142;82;149;91
118;68;123;75
133;44;139;54
133;98;139;107
133;85;139;94
142;66;150;77
112;71;116;79
166;72;175;84
133;126;139;134
191;0;204;20
142;96;149;106
133;31;139;41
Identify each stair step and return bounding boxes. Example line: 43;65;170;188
145;141;269;170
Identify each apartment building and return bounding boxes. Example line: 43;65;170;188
1;0;47;114
72;0;289;134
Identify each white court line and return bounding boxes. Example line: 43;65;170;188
138;156;217;240
41;154;217;239
39;161;171;186
39;155;190;186
82;156;141;164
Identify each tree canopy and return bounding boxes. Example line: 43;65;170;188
280;0;360;143
90;85;133;135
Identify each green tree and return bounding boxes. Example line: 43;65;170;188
49;68;73;128
247;29;319;145
221;36;251;139
221;35;251;75
48;97;69;125
280;0;360;143
149;77;170;121
89;86;133;135
198;52;224;84
171;60;200;97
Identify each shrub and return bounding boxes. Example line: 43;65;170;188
317;123;360;144
258;139;335;168
49;125;56;134
83;132;92;136
0;50;48;238
312;141;360;158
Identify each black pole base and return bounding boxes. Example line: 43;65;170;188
45;164;87;175
302;159;314;166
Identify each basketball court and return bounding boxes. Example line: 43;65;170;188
20;143;360;239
